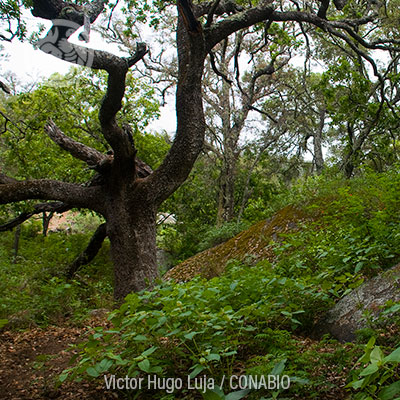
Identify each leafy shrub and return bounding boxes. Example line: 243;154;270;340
64;261;331;398
347;337;400;400
196;222;249;253
272;169;400;297
0;227;113;327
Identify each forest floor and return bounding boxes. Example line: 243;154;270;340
0;317;115;400
0;320;351;400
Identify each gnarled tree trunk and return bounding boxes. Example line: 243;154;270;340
105;197;158;299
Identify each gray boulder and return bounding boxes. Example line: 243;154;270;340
313;264;400;342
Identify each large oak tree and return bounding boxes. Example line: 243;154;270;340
0;0;398;300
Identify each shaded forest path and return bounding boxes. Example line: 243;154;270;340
0;322;351;400
0;319;114;400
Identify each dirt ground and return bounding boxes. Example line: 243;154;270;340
0;320;116;400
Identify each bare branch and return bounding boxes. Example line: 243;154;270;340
208;50;232;84
0;179;103;211
45;119;152;177
45;119;107;168
0;202;69;232
205;7;383;52
0;80;11;94
249;105;278;123
66;222;107;278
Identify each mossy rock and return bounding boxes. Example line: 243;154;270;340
164;205;307;282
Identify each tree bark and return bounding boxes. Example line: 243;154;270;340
42;211;53;236
13;225;21;264
314;108;325;175
105;198;158;300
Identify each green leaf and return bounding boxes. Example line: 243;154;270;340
271;359;286;376
281;311;292;317
134;334;148;341
0;319;8;329
226;389;251;400
142;346;158;357
360;363;379;376
346;378;365;389
378;380;400;400
384;347;400;363
138;359;151;373
355;262;364;273
366;337;377;350
59;372;69;383
230;282;238;290
149;366;163;373
184;332;198;340
371;347;384;363
97;359;113;373
383;304;400;315
206;353;221;362
86;367;100;377
189;365;205;379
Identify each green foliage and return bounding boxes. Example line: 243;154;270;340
158;156;220;261
195;222;249;253
0;67;161;182
64;261;330;397
0;226;113;327
347;337;400;400
271;168;400;297
0;0;29;40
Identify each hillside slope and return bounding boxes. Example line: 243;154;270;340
165;205;308;282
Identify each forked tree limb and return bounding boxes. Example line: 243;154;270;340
177;0;203;34
45;119;153;176
208;50;232;84
45;119;108;168
66;222;107;278
205;6;386;53
33;0;148;171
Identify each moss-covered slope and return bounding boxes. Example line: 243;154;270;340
164;205;307;282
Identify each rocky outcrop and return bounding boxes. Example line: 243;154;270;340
313;264;400;342
164;205;307;282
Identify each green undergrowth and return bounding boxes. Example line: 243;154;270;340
63;258;400;398
64;169;400;399
273;169;400;298
1;169;400;398
63;260;399;399
168;168;400;286
0;224;114;328
63;261;344;399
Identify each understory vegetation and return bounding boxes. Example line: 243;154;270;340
1;169;400;399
